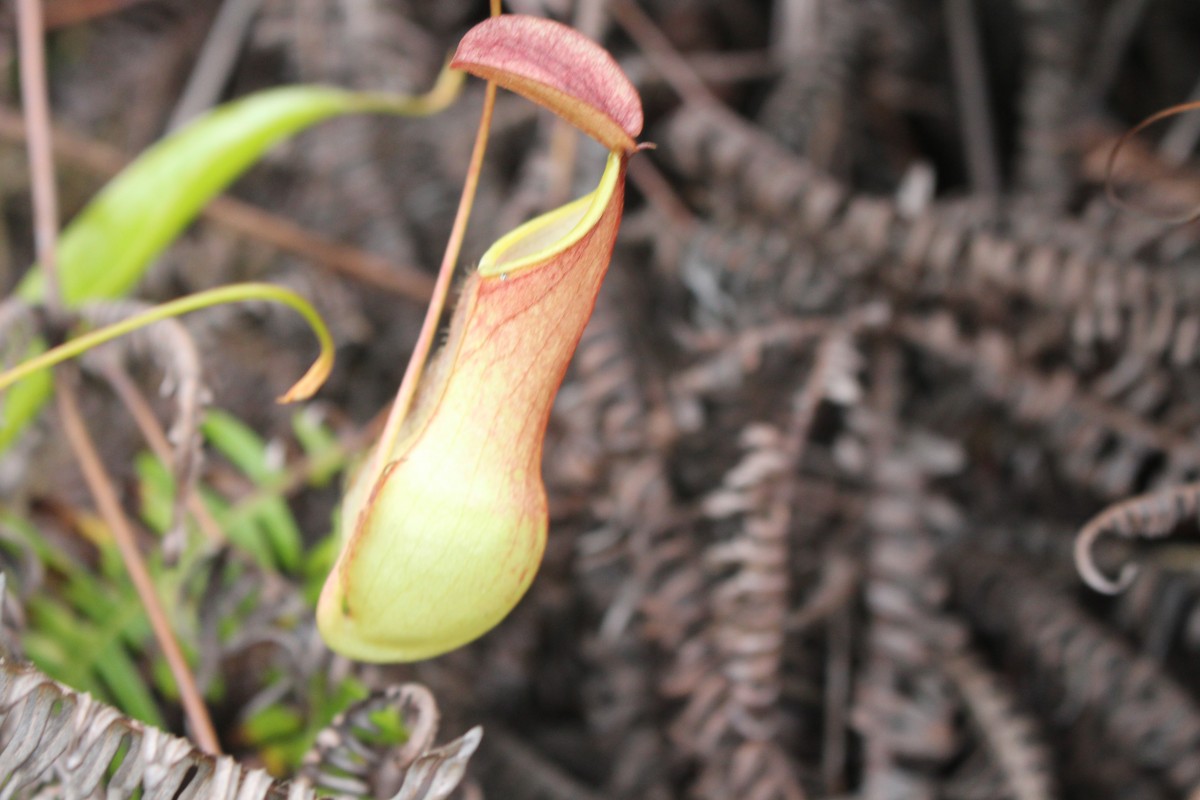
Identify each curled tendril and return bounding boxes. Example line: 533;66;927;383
1105;99;1200;224
1074;525;1140;594
1073;481;1200;594
0;282;334;404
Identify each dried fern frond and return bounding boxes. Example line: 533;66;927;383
562;284;677;798
850;346;968;800
0;656;292;799
945;653;1056;800
665;332;865;798
1013;0;1088;207
661;104;1200;370
952;549;1200;795
898;312;1198;499
303;683;446;798
758;0;868;172
0;653;478;800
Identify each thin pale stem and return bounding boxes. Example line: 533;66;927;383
42;0;155;29
15;0;61;310
367;49;500;480
54;373;222;753
98;361;226;546
366;0;504;485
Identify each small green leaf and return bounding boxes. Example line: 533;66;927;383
256;503;304;573
203;409;303;571
0;360;51;453
0;511;71;572
202;409;285;484
303;527;340;607
291;409;346;487
135;452;176;535
209;495;277;571
240;705;306;744
361;705;409;747
95;643;166;729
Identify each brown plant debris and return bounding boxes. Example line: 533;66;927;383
0;654;477;799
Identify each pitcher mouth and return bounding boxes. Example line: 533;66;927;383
478;150;623;278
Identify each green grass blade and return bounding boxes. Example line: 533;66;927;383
202;409;303;571
201;409;283;485
95;643;167;728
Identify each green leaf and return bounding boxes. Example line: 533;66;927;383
362;705;409;747
135;452;176;535
203;409;303;571
240;705;306;745
95;643;166;729
0;70;462;451
202;409;285;485
0;358;51;453
303;528;340;607
0;511;71;573
24;600;101;690
291;408;347;487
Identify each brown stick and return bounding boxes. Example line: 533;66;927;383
15;0;61;312
943;0;1001;201
41;0;156;29
96;360;227;546
15;0;221;755
166;0;265;132
54;373;222;752
609;0;717;109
